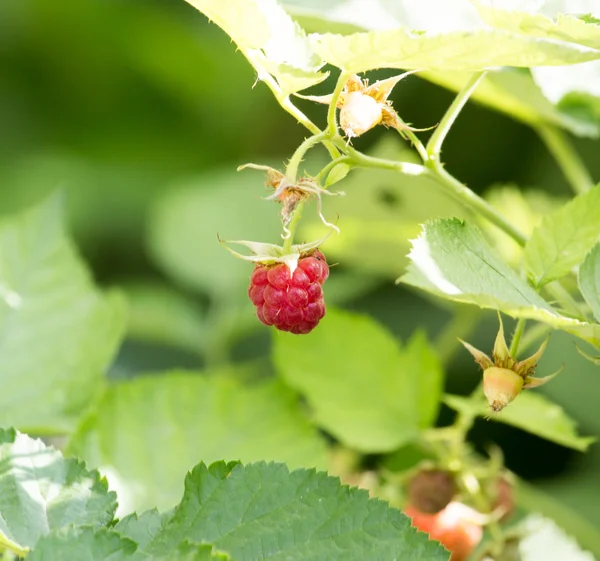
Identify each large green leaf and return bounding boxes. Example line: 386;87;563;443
475;3;600;50
579;243;600;322
310;27;600;74
444;392;594;451
67;372;328;512
400;218;600;347
0;428;117;557
524;184;600;288
0;195;126;434
183;0;327;96
273;309;444;453
146;461;449;561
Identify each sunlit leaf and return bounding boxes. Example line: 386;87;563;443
183;0;327;96
0;195;126;433
524;184;600;288
273;309;444;452
67;372;328;512
0;429;116;557
310;28;600;74
145;461;449;560
444;392;594;451
400;218;600;347
475;3;600;50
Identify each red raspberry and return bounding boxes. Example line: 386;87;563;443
249;251;329;334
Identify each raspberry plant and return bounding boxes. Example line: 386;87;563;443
3;1;600;560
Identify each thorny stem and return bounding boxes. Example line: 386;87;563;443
536;124;594;195
509;318;527;357
398;127;429;163
426;72;487;162
286;131;328;183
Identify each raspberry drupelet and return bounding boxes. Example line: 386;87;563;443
248;250;329;334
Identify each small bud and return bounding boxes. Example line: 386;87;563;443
492;476;515;522
407;469;457;514
483;367;524;412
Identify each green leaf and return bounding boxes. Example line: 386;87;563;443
310;28;600;74
301;137;465;279
67;372;328;512
273;309;444;452
444;392;594;451
0;429;117;556
579;243;600;322
475;3;600;50
146;461;449;561
400;218;600;347
325;162;350;186
524;184;600;288
0;195;126;434
183;0;327;96
148;168;282;299
115;510;171;550
121;281;205;355
27;527;137;561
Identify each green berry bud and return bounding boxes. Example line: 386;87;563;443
483;367;524;412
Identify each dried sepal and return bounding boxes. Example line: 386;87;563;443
523;365;564;389
514;336;549;377
459;339;493;370
492;314;512;366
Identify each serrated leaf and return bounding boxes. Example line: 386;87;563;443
475;3;600;50
444;392;594;451
273;309;444;453
28;526;230;561
183;0;327;96
0;194;126;433
0;429;117;556
400;218;600;347
27;527;137;561
146;461;449;561
67;372;328;512
115;510;171;550
310;28;600;74
524;184;600;288
579;243;600;322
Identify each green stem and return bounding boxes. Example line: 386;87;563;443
509;318;527;357
327;71;351;137
278;95;340;160
427;162;528;246
398;127;429;163
286;131;328;182
282;200;305;253
426;72;487;161
536;124;594;195
519;323;553;354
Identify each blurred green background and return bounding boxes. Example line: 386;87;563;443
2;0;600;525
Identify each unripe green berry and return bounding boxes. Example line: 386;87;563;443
483;367;524;412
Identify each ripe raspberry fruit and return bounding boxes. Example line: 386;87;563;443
248;251;329;334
